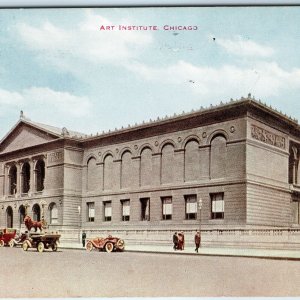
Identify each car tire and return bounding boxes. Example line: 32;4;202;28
9;240;14;248
86;241;93;251
37;242;44;253
105;242;114;253
51;243;58;252
116;239;125;251
22;242;29;251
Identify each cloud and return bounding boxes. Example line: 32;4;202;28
17;10;153;70
214;35;274;58
127;60;300;101
0;89;24;106
0;87;92;117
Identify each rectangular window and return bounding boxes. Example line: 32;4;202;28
211;193;224;219
121;199;130;221
185;195;197;220
87;202;95;222
104;201;112;222
162;197;172;220
140;198;150;221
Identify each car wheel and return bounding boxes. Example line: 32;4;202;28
86;241;93;251
37;242;44;253
0;240;4;247
51;243;58;252
9;240;14;248
22;242;29;251
116;239;125;251
105;242;114;253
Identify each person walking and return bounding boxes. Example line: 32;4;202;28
194;231;201;253
82;231;87;248
173;232;178;250
177;231;185;250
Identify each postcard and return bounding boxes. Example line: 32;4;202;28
0;5;300;298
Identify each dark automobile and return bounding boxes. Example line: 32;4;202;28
22;232;61;253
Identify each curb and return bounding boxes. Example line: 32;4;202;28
58;246;300;261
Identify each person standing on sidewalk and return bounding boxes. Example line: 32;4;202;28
194;231;201;253
173;232;178;250
82;231;86;248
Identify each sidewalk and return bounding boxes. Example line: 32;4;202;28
59;242;300;260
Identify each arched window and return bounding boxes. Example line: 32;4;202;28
121;151;133;189
87;157;98;191
9;165;17;195
32;204;41;222
140;147;153;186
210;135;227;179
36;159;45;192
49;203;58;224
19;205;26;227
21;162;30;194
184;140;200;182
103;154;114;190
6;206;13;228
161;144;175;184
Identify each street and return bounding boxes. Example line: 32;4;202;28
1;247;300;297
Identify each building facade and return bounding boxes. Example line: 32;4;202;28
1;96;300;246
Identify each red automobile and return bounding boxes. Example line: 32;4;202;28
0;228;17;247
86;235;125;253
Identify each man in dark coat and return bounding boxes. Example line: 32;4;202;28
82;231;87;248
173;232;178;250
194;231;201;253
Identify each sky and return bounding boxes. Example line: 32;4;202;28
0;7;300;139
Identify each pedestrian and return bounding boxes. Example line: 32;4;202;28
82;231;86;248
177;231;185;250
181;231;185;250
194;230;201;253
173;232;178;250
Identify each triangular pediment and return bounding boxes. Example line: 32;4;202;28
0;121;61;154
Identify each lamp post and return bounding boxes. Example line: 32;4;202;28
198;198;203;232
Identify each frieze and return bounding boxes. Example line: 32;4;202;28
48;151;64;163
251;124;285;149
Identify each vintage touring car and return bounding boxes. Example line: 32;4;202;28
86;235;125;252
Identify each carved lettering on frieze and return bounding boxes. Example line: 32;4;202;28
251;125;285;149
48;151;64;163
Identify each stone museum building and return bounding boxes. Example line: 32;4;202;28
1;94;300;247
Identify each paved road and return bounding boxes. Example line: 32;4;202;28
1;247;300;297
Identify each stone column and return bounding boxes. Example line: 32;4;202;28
293;160;297;185
4;165;9;197
113;159;121;190
174;149;185;184
43;156;49;192
152;153;161;186
97;163;104;191
82;165;88;193
132;156;141;189
199;145;210;180
29;159;35;195
16;162;21;197
297;160;300;186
